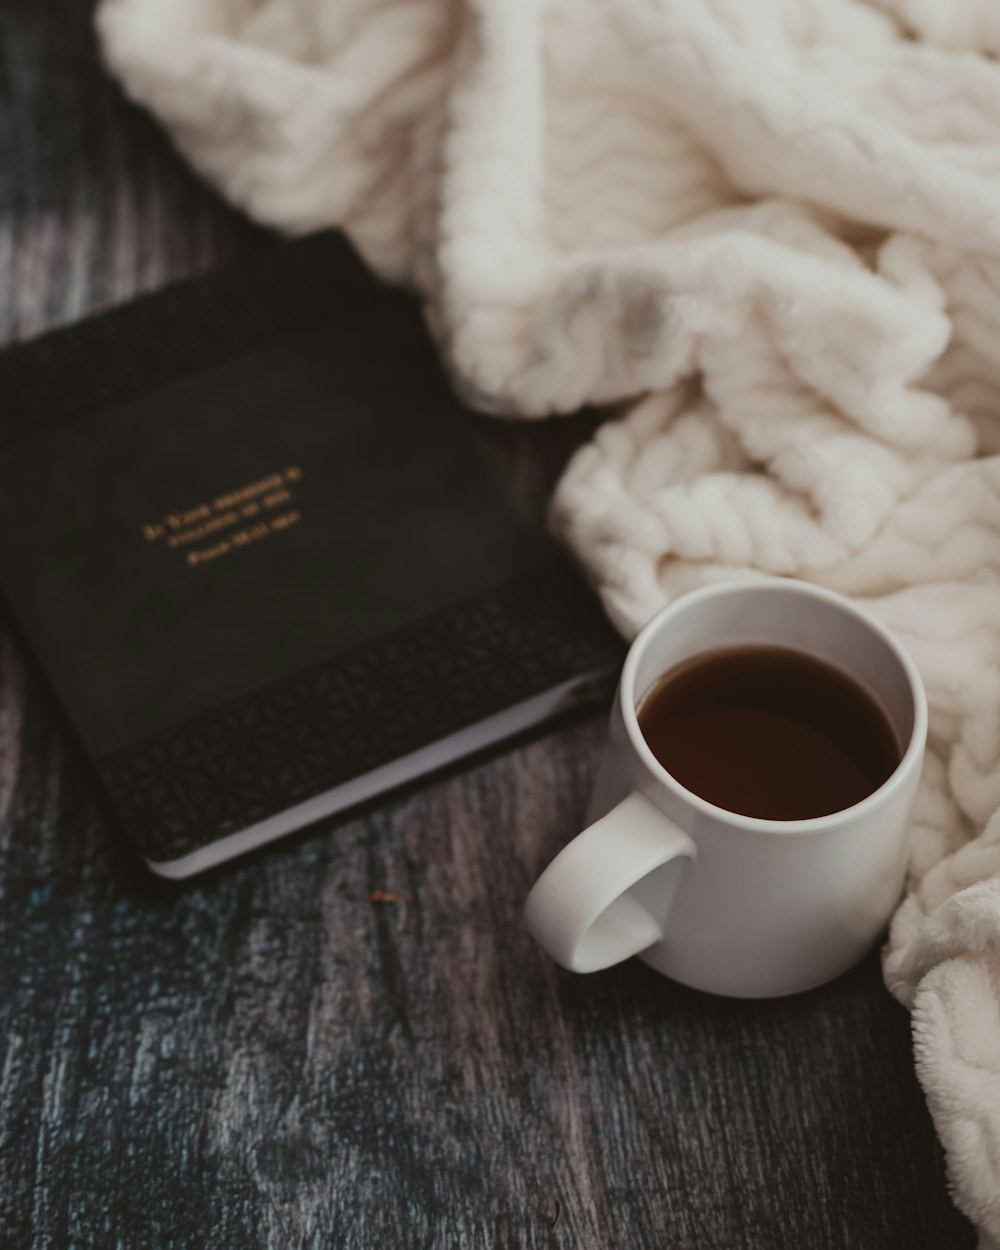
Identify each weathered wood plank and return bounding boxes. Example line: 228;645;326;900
0;5;974;1248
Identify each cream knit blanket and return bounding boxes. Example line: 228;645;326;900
96;0;1000;1239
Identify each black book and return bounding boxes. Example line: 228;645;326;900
0;234;622;877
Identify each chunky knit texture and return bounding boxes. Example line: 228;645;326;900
96;1;1000;1239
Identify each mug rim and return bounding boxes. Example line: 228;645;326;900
620;578;928;837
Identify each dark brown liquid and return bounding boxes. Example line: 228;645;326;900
637;645;900;820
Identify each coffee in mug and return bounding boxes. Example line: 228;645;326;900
637;644;901;821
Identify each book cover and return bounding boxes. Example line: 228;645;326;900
0;234;622;877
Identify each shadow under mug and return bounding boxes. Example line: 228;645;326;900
523;579;928;999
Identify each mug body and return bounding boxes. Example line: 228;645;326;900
586;579;926;998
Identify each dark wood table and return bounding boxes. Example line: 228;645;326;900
0;5;975;1247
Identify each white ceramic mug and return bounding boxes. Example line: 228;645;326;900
523;580;927;998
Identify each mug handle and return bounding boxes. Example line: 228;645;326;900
523;792;696;973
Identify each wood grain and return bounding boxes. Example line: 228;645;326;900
0;5;975;1247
